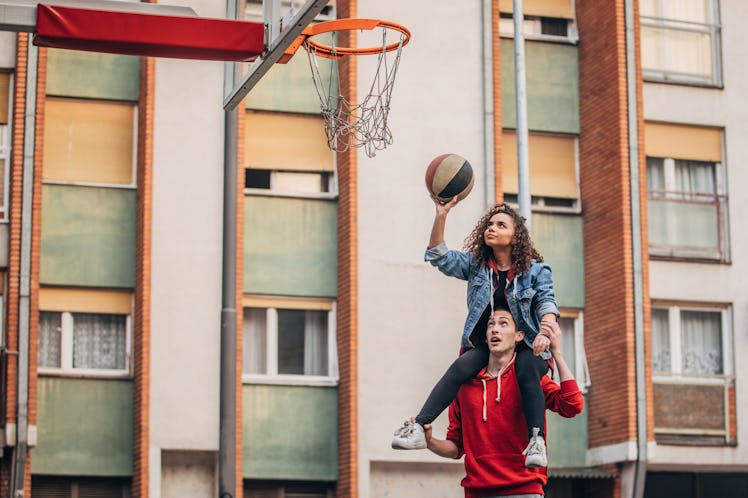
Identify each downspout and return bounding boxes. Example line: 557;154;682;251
624;0;647;496
219;0;239;496
481;0;495;206
512;0;531;230
9;37;37;498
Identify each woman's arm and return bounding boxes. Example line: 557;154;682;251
428;196;458;249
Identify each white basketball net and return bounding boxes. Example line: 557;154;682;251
304;27;407;158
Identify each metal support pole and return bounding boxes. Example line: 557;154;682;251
219;0;239;496
512;0;531;229
624;0;647;495
481;0;495;207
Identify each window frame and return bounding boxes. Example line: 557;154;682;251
651;302;734;441
244;168;339;200
552;310;590;392
38;310;133;378
646;155;730;262
651;303;733;380
498;13;579;44
242;298;338;387
640;0;722;87
0;72;12;223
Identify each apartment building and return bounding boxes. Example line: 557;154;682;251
0;1;746;498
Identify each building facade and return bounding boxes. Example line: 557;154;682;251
0;0;746;497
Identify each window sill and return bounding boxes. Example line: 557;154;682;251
499;32;578;45
244;188;339;201
649;252;731;265
242;374;338;387
643;73;723;90
654;433;736;447
38;369;132;379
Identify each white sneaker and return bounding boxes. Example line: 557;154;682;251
523;427;547;468
391;420;426;450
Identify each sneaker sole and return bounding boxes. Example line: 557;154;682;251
391;441;427;450
525;459;547;468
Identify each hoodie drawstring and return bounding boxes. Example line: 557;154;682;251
479;353;516;422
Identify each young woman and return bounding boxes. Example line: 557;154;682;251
391;197;560;468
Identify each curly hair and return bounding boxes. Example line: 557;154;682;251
462;203;543;274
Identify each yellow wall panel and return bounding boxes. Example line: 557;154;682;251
502;131;577;199
0;73;9;124
243;295;333;311
499;0;574;18
39;287;132;314
43;98;135;184
645;122;722;162
245;111;334;172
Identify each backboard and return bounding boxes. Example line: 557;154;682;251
223;0;333;110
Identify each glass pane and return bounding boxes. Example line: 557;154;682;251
641;27;712;77
674;160;716;196
651;308;671;373
681;310;722;374
558;317;576;376
39;311;62;368
646;157;665;191
243;308;267;375
648;199;719;249
72;313;127;370
304;311;328;376
278;309;305;374
273;171;324;193
644;472;695;498
701;474;748;498
663;0;710;23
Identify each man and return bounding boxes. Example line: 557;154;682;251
424;308;584;498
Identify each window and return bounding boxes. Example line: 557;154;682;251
38;288;132;377
651;303;734;444
244;480;334;498
640;0;722;86
498;0;577;42
551;312;590;391
31;476;131;498
0;72;11;222
243;299;337;385
502;131;580;212
645;123;728;261
245;111;336;198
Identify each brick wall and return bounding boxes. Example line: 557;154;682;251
576;0;645;450
335;1;358;497
133;54;154;498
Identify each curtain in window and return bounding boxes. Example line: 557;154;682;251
675;160;716;196
651;309;671;373
647;157;665;192
72;313;126;369
681;310;722;374
304;311;328;376
39;311;62;368
244;308;267;375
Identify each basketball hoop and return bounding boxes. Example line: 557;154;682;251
285;18;411;157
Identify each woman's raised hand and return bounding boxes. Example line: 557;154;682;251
432;195;459;216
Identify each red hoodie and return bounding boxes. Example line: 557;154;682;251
446;355;584;498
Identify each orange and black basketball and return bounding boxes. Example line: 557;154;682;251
425;153;474;203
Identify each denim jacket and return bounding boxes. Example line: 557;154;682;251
425;242;559;359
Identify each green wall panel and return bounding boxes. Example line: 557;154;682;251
46;49;140;102
547;398;588;468
41;185;136;288
531;213;584;308
32;377;133;476
243;384;337;480
244;196;337;297
501;40;579;134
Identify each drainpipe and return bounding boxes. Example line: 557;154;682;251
9;37;37;498
481;0;495;206
624;0;647;496
219;0;239;496
512;0;531;230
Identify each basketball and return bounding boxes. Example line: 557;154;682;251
425;153;474;203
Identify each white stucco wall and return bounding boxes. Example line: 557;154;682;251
150;0;227;451
356;1;489;496
643;0;748;468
